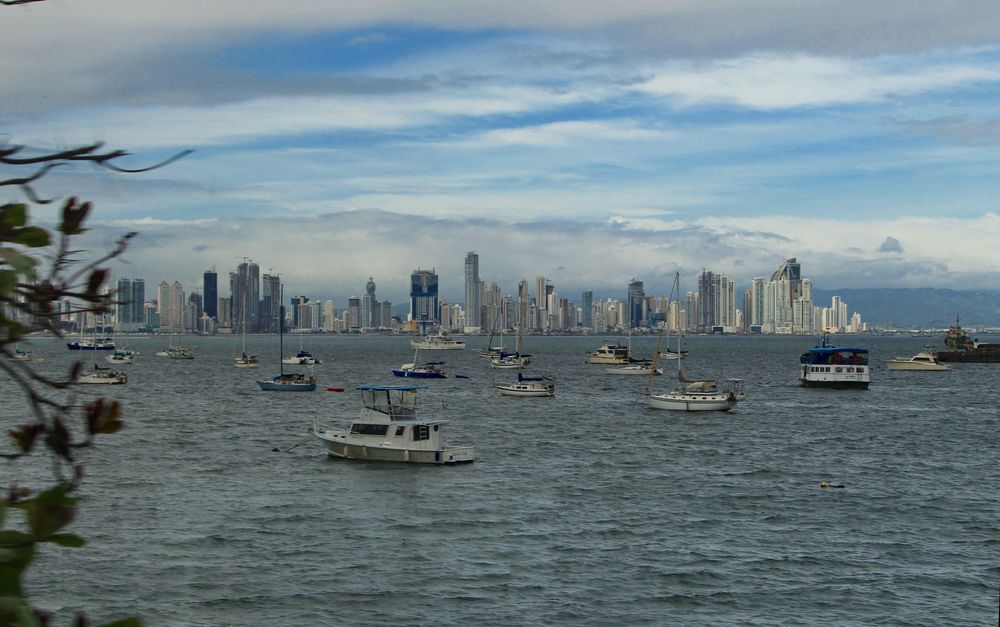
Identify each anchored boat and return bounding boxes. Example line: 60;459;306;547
311;385;474;464
799;334;870;389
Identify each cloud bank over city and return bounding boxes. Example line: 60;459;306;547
4;1;1000;303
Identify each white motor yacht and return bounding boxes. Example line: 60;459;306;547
311;385;474;464
886;350;950;371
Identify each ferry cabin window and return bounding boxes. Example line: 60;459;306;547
395;426;405;436
350;423;389;436
413;425;430;441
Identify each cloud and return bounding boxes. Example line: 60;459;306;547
634;53;1000;110
879;236;903;253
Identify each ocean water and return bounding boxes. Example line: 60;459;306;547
4;334;999;625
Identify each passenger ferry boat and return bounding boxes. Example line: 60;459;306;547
799;334;870;389
311;385;474;464
587;341;630;364
410;334;465;350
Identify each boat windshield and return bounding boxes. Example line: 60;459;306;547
361;388;418;420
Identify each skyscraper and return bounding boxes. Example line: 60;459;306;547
347;296;361;332
261;273;281;334
464;252;481;328
581;290;593;328
157;281;184;331
203;268;217;319
231;259;260;333
115;277;145;326
410;268;439;328
627;279;645;328
362;277;377;329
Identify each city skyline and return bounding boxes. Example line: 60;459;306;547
4;3;1000;299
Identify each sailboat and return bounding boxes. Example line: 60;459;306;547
282;331;321;365
479;310;503;358
607;330;662;375
157;333;193;359
233;293;259;368
257;291;316;391
104;324;134;364
392;346;448;378
646;273;741;412
13;344;32;361
491;324;531;369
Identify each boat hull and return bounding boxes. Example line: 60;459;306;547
606;366;662;375
886;361;949;371
587;355;629;364
648;392;734;411
67;343;115;351
799;377;870;389
496;383;554;397
392;369;446;379
313;434;474;464
257;380;316;391
935;350;1000;363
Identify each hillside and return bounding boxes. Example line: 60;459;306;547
812;288;1000;328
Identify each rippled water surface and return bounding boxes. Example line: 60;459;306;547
5;334;999;625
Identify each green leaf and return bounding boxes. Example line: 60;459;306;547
0;203;28;228
24;484;76;540
46;533;86;548
9;227;50;248
0;270;14;298
0;248;37;275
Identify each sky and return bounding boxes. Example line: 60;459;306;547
3;1;1000;306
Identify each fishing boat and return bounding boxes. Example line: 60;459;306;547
886;349;950;371
496;372;555;397
646;273;741;412
799;333;870;389
587;341;630;364
392;347;448;378
78;364;128;385
257;291;316;391
310;385;475;464
410;334;465;350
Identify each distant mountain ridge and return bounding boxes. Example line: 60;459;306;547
812;288;1000;328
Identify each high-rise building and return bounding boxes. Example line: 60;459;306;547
362;277;378;329
410;269;439;328
203;268;217;320
581;290;593;328
156;281;185;331
231;259;260;333
115;277;145;326
464;252;481;328
627;279;645;328
347;296;361;332
261;274;281;334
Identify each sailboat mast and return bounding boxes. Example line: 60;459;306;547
279;285;285;376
